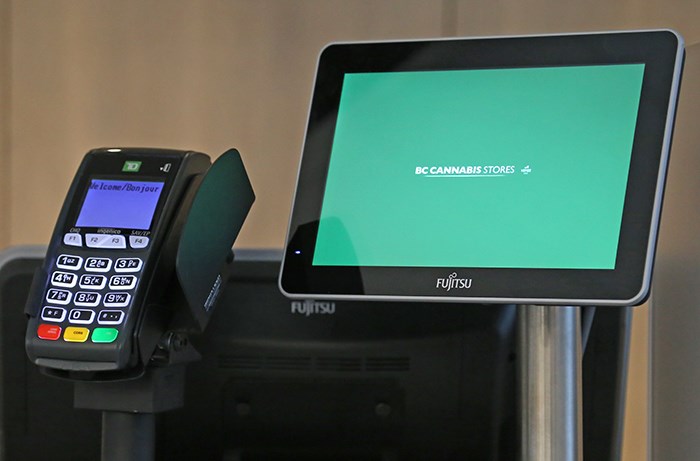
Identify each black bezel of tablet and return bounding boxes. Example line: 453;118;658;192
280;30;684;306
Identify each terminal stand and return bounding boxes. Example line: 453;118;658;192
100;412;155;461
74;365;187;461
519;305;583;461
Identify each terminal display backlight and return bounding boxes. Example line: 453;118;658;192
75;179;165;230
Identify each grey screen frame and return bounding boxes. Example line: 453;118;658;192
280;29;685;306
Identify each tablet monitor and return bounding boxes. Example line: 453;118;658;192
280;30;684;305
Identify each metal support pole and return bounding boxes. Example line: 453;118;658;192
519;305;583;461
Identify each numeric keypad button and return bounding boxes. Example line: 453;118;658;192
109;275;137;290
98;310;125;325
51;271;77;288
79;274;107;290
46;288;72;305
56;255;83;270
68;309;95;325
104;292;131;308
41;306;67;322
74;291;101;307
115;258;143;273
85;257;112;273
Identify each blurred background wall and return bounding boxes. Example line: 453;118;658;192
1;1;698;460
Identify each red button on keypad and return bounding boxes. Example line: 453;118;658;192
37;324;62;341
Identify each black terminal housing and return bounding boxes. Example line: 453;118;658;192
24;147;254;380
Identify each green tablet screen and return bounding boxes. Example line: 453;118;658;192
313;64;645;269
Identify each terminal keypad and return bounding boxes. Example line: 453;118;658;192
37;252;143;344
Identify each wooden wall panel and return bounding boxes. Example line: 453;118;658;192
0;0;9;249
8;0;443;248
455;0;700;43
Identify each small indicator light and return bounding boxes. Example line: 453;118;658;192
122;161;142;172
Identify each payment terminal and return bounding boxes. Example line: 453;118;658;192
25;147;254;379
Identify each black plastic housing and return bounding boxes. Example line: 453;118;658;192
24;148;254;380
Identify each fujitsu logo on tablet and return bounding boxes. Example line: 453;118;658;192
436;272;472;292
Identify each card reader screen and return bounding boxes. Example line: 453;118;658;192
76;179;165;230
312;64;645;270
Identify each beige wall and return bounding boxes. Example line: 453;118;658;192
650;43;700;461
0;1;9;248
3;0;700;250
5;0;445;250
2;1;699;460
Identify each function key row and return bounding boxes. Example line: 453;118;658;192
55;255;143;273
64;233;149;249
46;289;131;308
37;324;119;344
50;273;137;291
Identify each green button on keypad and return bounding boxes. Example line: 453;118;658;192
91;328;119;343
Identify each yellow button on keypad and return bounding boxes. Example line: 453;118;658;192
64;327;90;342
